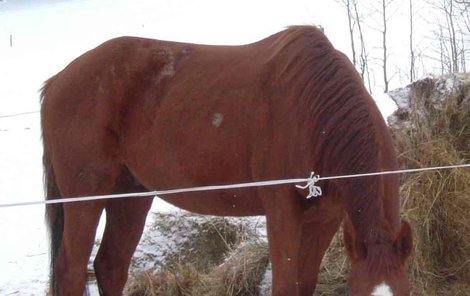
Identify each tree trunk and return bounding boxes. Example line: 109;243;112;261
382;0;389;93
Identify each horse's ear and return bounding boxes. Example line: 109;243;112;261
393;221;413;262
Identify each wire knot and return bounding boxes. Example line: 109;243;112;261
296;172;322;199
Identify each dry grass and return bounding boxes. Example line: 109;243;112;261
196;241;269;296
146;213;248;272
389;76;470;295
126;265;201;296
126;241;269;296
125;215;269;296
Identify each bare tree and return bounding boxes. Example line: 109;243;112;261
335;0;371;92
452;0;470;71
446;0;459;71
409;0;416;82
454;0;470;32
427;0;470;73
380;0;395;93
352;0;372;92
336;0;357;66
460;30;467;71
438;24;452;74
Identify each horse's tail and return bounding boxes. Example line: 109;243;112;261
44;144;63;295
41;76;63;295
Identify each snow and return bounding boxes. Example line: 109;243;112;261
373;91;399;121
387;73;470;127
127;212;267;272
259;263;273;296
387;87;410;111
0;119;47;295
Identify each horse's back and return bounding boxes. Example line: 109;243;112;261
41;35;276;214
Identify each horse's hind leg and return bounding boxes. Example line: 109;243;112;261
56;201;106;296
54;162;121;296
94;169;153;295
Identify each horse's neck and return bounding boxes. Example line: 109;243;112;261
343;174;400;246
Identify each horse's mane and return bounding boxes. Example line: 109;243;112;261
265;26;380;170
265;26;398;270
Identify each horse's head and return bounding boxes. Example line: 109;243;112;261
344;221;413;296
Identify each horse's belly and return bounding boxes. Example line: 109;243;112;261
123;114;265;217
157;189;265;216
122;82;269;217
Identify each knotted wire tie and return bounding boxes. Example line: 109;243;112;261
295;172;322;198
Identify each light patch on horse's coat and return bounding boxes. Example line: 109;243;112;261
371;282;393;296
110;65;116;78
155;49;176;84
212;113;224;128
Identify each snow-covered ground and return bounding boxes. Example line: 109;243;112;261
0;111;179;295
0;1;398;295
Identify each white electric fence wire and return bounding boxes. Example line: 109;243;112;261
1;163;470;208
0;111;40;118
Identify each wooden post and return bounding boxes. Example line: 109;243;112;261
10;34;12;47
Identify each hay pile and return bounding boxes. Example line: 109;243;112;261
125;213;269;296
388;73;470;295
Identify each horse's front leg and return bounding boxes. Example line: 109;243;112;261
296;217;343;294
263;189;305;296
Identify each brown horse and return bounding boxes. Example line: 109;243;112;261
41;26;413;295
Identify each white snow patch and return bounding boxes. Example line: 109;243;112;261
387;86;410;111
387;73;470;127
373;91;399;122
259;262;273;296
